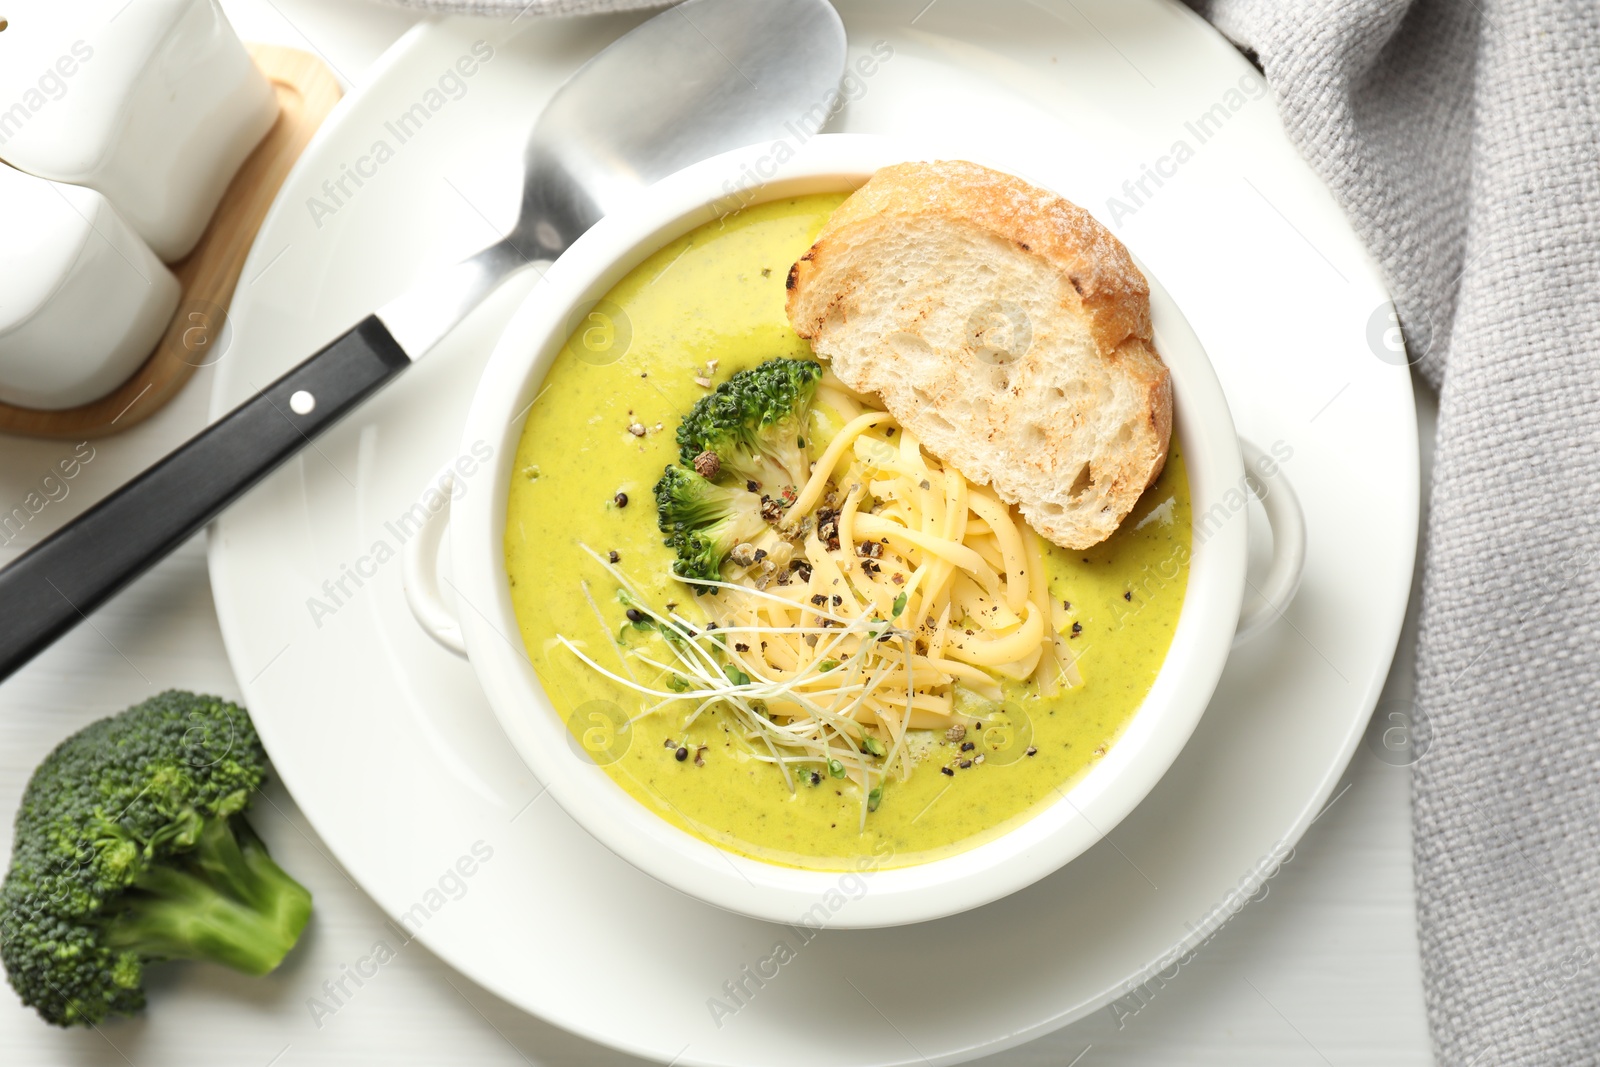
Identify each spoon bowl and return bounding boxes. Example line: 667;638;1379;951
522;0;848;255
384;0;846;355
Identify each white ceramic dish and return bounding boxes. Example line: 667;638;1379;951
209;6;1417;1063
402;134;1305;927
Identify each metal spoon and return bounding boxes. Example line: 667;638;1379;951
0;0;846;682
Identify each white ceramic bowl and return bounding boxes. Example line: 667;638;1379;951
408;134;1303;928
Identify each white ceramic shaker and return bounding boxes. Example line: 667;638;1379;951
0;0;278;261
0;165;181;410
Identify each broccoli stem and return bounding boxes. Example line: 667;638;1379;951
102;816;311;977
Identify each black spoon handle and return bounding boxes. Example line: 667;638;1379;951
0;315;410;683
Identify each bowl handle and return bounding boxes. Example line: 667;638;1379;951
1233;439;1306;645
402;471;469;657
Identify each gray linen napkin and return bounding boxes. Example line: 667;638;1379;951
1183;4;1600;1063
379;0;1600;1061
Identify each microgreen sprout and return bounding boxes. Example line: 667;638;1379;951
559;544;916;808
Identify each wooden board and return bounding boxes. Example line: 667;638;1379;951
0;45;342;439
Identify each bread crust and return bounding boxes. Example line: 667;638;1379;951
790;160;1154;357
786;160;1173;550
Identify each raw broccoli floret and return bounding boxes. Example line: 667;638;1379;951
676;358;822;494
0;691;311;1027
653;465;771;583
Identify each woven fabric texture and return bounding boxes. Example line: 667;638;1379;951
1184;1;1600;1062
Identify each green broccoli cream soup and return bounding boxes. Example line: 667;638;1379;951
504;193;1190;870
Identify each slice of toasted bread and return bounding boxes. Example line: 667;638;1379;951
786;160;1172;550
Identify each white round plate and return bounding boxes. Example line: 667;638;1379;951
208;4;1417;1065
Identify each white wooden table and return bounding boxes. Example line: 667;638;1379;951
0;1;1437;1062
